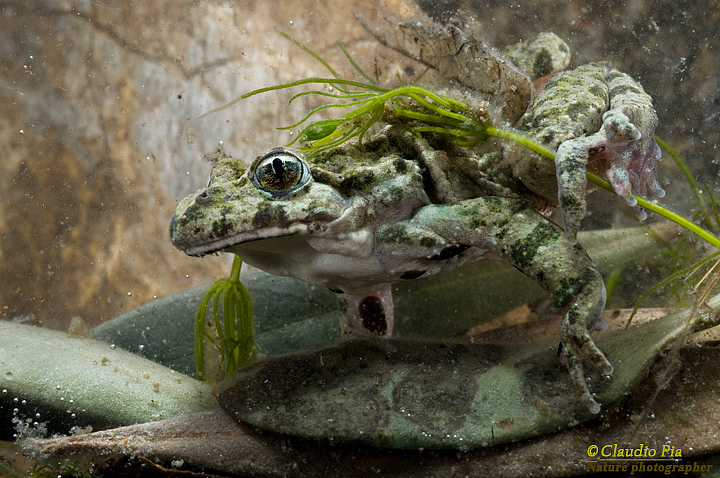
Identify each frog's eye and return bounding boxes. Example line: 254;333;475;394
251;148;311;196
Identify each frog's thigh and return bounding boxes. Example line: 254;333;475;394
415;198;585;287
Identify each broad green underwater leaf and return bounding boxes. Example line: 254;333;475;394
0;322;217;438
214;292;720;449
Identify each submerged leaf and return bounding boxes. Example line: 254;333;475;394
214;294;720;449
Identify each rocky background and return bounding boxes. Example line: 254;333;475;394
0;0;717;331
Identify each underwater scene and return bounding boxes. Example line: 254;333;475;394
1;0;720;476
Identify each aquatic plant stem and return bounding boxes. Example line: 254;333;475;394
194;256;256;382
487;127;720;249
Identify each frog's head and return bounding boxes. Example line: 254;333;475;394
169;148;354;257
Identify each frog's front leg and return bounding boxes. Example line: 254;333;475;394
411;197;612;413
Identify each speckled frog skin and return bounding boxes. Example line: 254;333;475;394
513;61;665;243
170;34;666;414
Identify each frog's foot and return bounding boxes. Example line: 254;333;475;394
338;285;394;338
601;110;666;214
555;109;665;244
559;282;613;414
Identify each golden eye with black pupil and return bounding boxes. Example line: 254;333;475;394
251;148;311;196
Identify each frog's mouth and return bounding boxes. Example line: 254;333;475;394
174;222;325;258
170;193;364;258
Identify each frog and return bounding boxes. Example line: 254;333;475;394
169;30;665;415
511;60;666;244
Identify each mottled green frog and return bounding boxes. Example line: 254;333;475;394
170;31;665;414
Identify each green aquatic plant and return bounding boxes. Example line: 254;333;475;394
194;256;257;382
621;139;720;325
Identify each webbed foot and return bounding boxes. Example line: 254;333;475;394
602;110;666;208
555;109;665;244
559;278;612;414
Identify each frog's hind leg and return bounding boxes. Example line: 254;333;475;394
554;138;593;244
411;197;612;413
558;279;611;414
338;285;394;337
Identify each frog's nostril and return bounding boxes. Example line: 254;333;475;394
195;191;212;205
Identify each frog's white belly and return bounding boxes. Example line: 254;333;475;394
227;235;488;295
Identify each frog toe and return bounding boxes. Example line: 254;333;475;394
560;309;612;413
634;205;648;221
643;156;666;198
606;163;638;207
602;110;641;142
561;340;602;414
